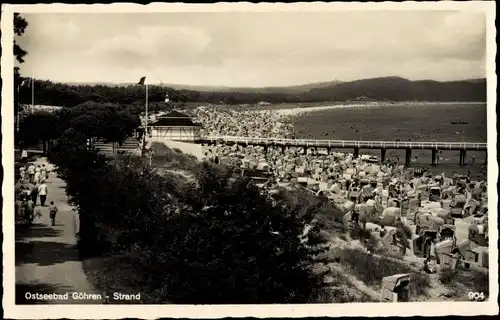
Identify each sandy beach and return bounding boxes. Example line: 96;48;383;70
269;102;486;117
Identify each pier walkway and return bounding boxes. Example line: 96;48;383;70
199;136;487;166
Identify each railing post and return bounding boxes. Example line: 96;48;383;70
381;148;386;163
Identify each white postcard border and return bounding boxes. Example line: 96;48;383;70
2;2;498;318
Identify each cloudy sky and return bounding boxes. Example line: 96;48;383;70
16;11;486;87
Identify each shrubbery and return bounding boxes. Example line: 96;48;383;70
439;268;459;285
439;268;489;299
338;247;430;297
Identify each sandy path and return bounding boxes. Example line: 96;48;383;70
15;158;103;304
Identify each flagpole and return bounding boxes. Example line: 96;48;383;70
145;81;148;138
16;84;20;132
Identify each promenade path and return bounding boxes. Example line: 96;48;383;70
15;157;103;304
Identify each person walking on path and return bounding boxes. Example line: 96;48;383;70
38;182;48;206
34;165;41;184
49;201;58;226
34;170;41;185
30;182;39;206
22;184;31;202
25;181;34;197
19;166;26;181
42;164;50;182
27;163;35;183
40;165;47;183
25;198;35;224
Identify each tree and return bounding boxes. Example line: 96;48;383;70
67;102;140;143
14;13;28;133
18;101;140;154
14;13;28;64
143;162;330;303
18;111;59;153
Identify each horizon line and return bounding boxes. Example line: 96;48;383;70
18;76;487;89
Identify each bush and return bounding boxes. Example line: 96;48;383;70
471;269;489;295
366;234;383;253
338;248;430;297
439;268;489;299
276;188;344;227
439;268;458;284
144;163;330;304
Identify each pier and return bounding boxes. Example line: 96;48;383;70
199;136;487;166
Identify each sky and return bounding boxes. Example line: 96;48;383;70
15;11;487;87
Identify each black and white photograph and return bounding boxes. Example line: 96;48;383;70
2;2;497;318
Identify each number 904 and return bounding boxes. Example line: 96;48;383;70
468;292;486;301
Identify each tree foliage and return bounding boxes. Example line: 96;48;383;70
14;13;28;64
18;80;191;108
19;102;140;148
14;13;28;123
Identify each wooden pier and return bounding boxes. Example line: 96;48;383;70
200;136;488;166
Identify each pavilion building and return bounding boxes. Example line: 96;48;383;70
149;110;202;142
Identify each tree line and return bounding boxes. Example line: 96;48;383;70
16;102;140;152
18;77;487;108
18;79;302;107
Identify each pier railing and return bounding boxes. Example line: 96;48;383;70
201;136;487;150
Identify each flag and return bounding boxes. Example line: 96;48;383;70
20;78;32;87
138;76;146;85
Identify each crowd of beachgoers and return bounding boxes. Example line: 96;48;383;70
14;158;59;226
194;107;296;138
192;107;489;253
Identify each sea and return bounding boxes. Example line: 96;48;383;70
293;103;488;179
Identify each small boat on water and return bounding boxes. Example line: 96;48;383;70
451;120;469;125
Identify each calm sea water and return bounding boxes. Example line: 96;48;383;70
294;103;488;178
